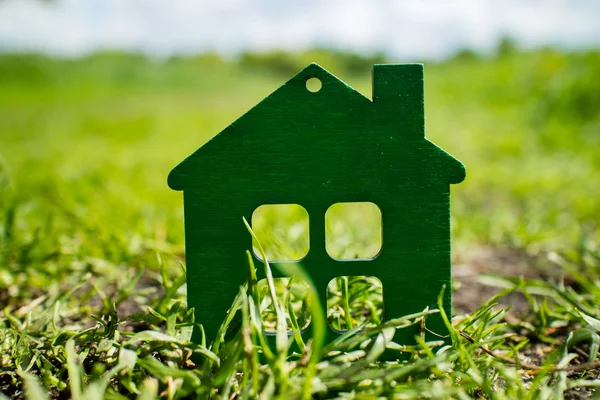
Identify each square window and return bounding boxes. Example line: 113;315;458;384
327;276;384;332
325;202;382;260
251;204;309;262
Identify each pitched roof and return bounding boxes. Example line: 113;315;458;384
168;63;465;190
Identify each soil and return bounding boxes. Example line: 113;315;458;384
453;245;565;315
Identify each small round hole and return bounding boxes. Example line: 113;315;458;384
306;77;322;93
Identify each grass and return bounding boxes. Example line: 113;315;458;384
1;48;600;398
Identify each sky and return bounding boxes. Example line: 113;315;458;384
0;0;599;59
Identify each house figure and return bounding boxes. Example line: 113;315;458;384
168;63;465;346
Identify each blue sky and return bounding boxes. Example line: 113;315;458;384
0;0;599;59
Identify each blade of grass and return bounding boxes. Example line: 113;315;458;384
19;372;49;400
65;339;82;400
285;277;306;351
341;276;353;330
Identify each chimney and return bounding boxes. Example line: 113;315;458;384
372;64;424;137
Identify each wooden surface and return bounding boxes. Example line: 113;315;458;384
168;63;466;350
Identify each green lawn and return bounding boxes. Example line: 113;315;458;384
1;49;600;399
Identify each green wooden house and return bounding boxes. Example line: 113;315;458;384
168;63;465;346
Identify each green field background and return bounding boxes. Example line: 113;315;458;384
1;48;598;260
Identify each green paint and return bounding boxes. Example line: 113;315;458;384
168;63;465;349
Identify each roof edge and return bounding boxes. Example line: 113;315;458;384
424;139;466;184
167;165;185;191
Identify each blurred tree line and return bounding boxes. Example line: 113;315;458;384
1;43;599;130
237;48;386;76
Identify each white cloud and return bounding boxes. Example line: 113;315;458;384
0;0;598;58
